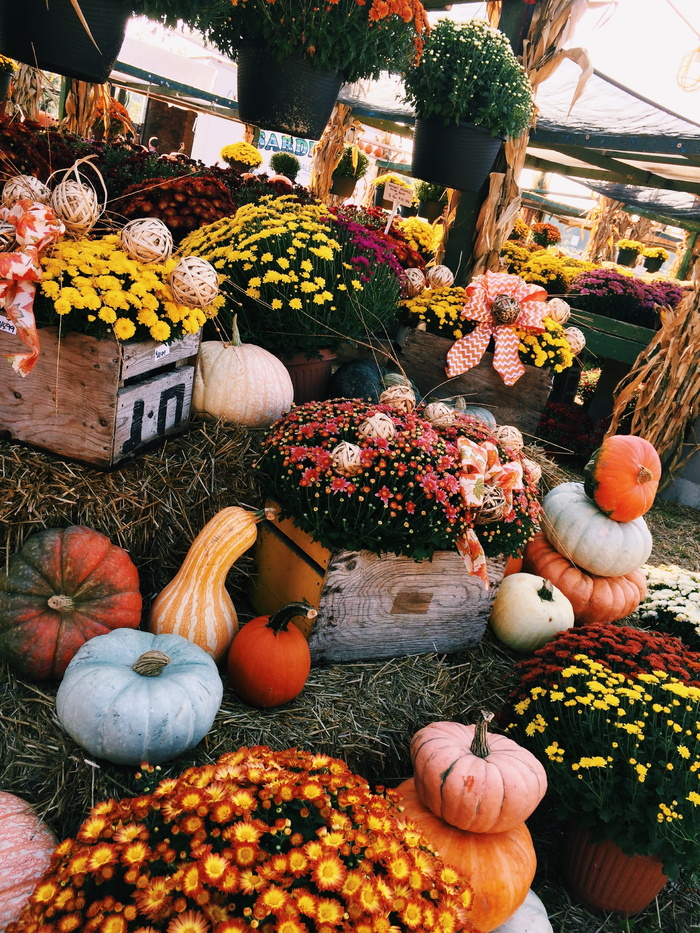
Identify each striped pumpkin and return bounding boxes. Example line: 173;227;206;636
0;792;57;930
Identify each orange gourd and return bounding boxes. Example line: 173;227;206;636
396;778;536;933
0;792;57;930
584;434;661;522
522;532;647;625
227;602;316;708
149;507;272;663
410;713;547;834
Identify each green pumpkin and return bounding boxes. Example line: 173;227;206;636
55;628;223;765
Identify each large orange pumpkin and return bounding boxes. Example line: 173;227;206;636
0;792;57;930
410;714;547;834
584;434;661;522
522;532;647;625
396;778;536;933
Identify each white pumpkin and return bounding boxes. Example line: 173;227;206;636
489;573;575;653
193;316;294;428
493;889;553;933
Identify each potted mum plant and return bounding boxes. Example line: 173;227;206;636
220;141;262;172
269;150;301;182
0;53;16;101
371;172;414;209
615;237;645;267
330;144;369;198
530;221;561;248
642;245;670;273
403;18;535;192
414;180;447;222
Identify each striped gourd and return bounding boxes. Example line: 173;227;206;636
148;507;270;663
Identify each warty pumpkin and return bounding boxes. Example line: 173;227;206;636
0;791;57;931
0;525;142;681
149;506;273;663
227;601;316;708
541;482;652;577
489;572;574;652
410;712;547;834
584;434;661;522
396;778;537;933
522;532;647;625
56;628;223;765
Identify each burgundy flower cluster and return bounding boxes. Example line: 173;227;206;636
536;400;607;462
330;204;425;270
569;268;686;330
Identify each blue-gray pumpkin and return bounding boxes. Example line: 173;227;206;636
55;628;223;765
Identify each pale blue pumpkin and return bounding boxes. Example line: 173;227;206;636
55;628;223;765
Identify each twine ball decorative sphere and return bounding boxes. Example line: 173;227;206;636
121;218;174;263
521;457;543;485
0;221;17;252
426;264;455;289
564;326;586;355
547;297;571;324
404;267;426;297
2;174;51;208
169;256;220;308
357;412;397;442
331;441;364;478
494;424;524;453
51;179;100;236
422;401;456;428
379;384;416;413
491;293;522;325
474;484;508;524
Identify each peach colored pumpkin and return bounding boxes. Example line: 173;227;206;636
410;714;547;833
0;792;57;929
522;532;647;625
396;778;536;933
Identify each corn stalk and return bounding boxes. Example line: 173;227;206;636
310;103;353;203
7;64;44;121
583;195;632;263
61;80;103;137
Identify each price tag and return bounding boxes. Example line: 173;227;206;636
154;343;171;361
383;181;414;208
0;314;17;336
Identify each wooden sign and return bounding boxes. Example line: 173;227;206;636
383;181;414;207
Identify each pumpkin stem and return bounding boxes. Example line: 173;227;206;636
47;594;74;613
470;710;495;758
537;579;555;602
133;650;171;677
228;314;242;349
637;465;654;484
267;601;317;635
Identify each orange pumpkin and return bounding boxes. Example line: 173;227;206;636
522;532;647;625
410;714;546;834
396;778;536;933
584;434;661;522
0;792;57;930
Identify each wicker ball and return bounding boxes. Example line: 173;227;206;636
547;297;571;324
491;293;522;325
379;384;416;413
521;457;542;485
474;484;508;524
357;412;397;442
426;264;455;289
121;218;174;263
51;179;101;236
422;401;456;428
564;326;586;355
331;441;364;478
169;256;220;308
404;267;426;297
0;220;16;251
493;424;524;453
2;174;51;208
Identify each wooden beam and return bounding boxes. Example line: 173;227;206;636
530;128;700;157
525;153;633;185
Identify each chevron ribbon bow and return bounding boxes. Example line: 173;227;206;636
445;270;549;386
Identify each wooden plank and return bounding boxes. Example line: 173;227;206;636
570;309;656;344
120;332;201;381
114;365;195;462
398;329;552;435
577;328;645;365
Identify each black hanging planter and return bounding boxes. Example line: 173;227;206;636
236;43;342;140
411;117;503;193
329;174;357;198
0;0;131;84
417;199;444;223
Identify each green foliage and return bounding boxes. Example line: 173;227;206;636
413;180;447;203
402;18;535;137
269;150;301;179
332;145;370;179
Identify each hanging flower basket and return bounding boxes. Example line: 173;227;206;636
330;174;357;198
0;0;131;83
411;117;503;193
236;42;343;139
418;199;444;222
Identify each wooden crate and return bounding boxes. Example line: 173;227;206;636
249;507;505;664
0;324;200;468
397;328;553;435
570;309;656;365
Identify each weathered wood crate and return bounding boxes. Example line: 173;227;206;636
396;328;553;436
569;309;656;365
249;506;505;664
0;324;200;468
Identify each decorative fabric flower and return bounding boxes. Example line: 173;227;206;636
446;271;549;385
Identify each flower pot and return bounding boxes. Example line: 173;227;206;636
418;199;444;223
0;0;130;83
236;42;343;139
0;70;11;103
643;256;664;273
411;117;503;193
561;822;668;915
225;159;256;174
373;186;393;210
330;175;357;198
399;204;418;218
616;248;639;268
280;348;336;404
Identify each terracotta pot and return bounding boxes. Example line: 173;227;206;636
280;348;336;404
561;822;668;915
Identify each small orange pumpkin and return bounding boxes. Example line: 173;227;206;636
410;713;547;834
522;532;647;625
584;434;661;522
396;778;536;933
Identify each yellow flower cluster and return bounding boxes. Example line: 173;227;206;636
517;317;574;373
220;141;263;166
38;235;223;343
395;215;441;258
372;173;413;190
0;54;17;74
